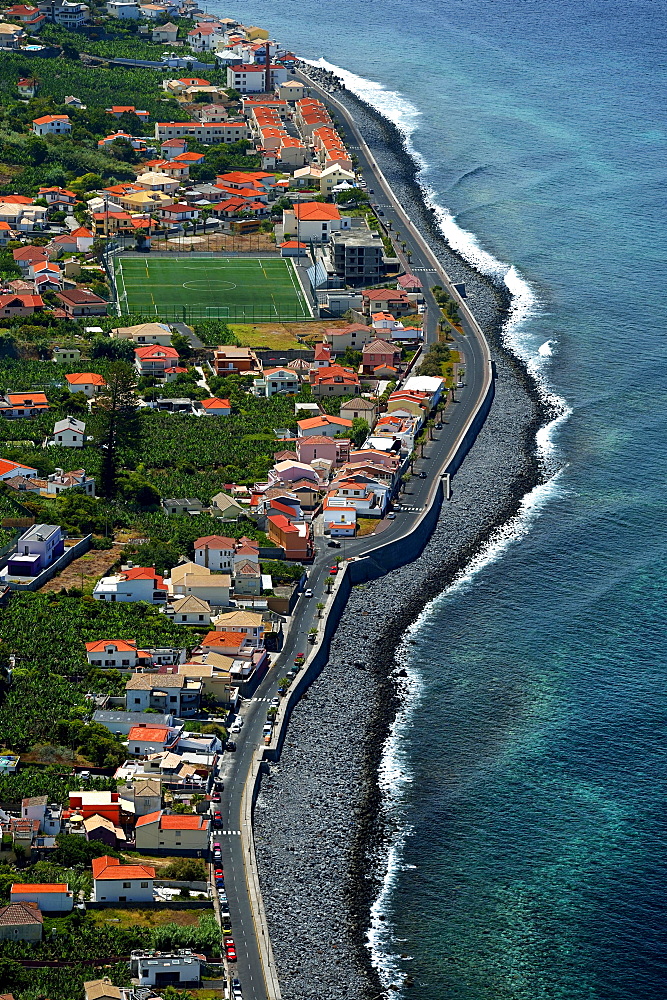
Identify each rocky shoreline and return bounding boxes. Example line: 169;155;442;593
253;77;552;1000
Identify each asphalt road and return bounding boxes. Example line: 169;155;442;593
211;78;492;1000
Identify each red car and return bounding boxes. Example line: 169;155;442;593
330;565;338;574
226;939;237;961
214;868;224;878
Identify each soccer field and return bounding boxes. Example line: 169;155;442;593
113;255;312;321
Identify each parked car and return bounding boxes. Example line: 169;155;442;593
230;721;242;733
211;792;221;802
214;867;223;877
271;697;280;708
387;512;396;520
327;540;341;548
329;565;338;574
226;740;236;752
213;811;222;827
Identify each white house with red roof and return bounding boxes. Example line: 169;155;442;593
194;534;236;572
0;293;44;318
32;115;70;137
323;323;373;353
160;136;188;159
134;344;180;378
127;724;174;756
282;201;350;242
197;397;231;416
10;884;73;913
85;640;141;669
92;567;168;604
38;186;77;208
297;413;353;438
92;856;155;902
65;373;107;397
135;810;209;853
0;459;37;481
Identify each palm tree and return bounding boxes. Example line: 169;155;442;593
316;602;325;618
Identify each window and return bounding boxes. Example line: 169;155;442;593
140;881;148;888
122;881;131;888
134;747;140;753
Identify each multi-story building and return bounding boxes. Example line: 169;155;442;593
155;121;250;145
330;229;385;286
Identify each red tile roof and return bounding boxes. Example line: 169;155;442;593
128;726;170;743
160;814;208;830
92;856;155;880
135;810;162;827
85;640;136;653
292;202;341;221
65;373;106;386
201;630;247;647
194;534;236;549
11;883;68;893
200;397;230;409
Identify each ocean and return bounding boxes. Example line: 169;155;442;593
214;0;667;995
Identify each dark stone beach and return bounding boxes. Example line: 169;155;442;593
253;68;553;1000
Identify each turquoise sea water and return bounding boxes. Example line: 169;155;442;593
215;0;667;994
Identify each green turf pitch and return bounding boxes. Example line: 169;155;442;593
114;256;311;321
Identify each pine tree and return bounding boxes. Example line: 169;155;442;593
98;361;138;499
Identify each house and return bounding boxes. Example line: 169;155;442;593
91;856;155;903
46;469;95;497
64;95;86;109
93;711;174;737
212;345;258;376
53;347;81;364
0;459;37;481
152;20;178;41
18;76;37;97
83;978;127;1000
160;135;188;158
119;777;162;817
134;344;180;377
111;322;172;345
0;392;48;419
323;323;373;353
85;640;140;669
106;105;148;120
362;339;401;373
212;609;264;646
65;373;107;397
32;115;71;137
93;567;168;604
210;491;245;520
297;414;353;438
162;498;204;516
193;535;235;572
312;366;361;398
130;949;202;987
126;724;177;755
0;903;43;941
5;524;63;578
10;884;73;913
296;435;342;467
38;185;77;208
106;0;140;16
362;288;412;317
267;515;313;561
134;810;209;854
197;397;231;416
126;675;201;718
166;595;212;625
83;815;126;848
55;289;107;318
282;202;350;242
51;1;89;27
12;245;47;271
254;367;300;398
0;294;44;318
0;23;25;48
340;397;378;425
169;562;231;607
50;416;86;448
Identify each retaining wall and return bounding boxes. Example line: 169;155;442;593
2;535;92;591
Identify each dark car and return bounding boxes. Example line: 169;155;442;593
226;740;237;752
211;792;221;802
213;811;223;827
419;472;427;479
327;540;341;548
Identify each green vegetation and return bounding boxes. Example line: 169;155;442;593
0;911;220;963
431;285;462;325
418;341;451;377
114;256;311;322
0;768;115;808
0;960;131;1000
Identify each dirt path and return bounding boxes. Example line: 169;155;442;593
41;542;123;593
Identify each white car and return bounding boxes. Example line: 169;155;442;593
230;721;242;733
304;588;313;598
